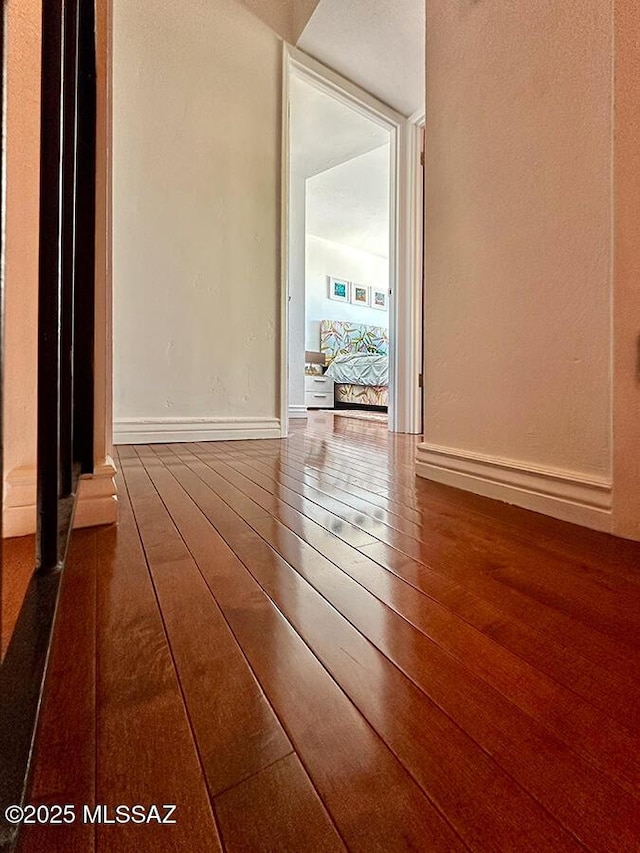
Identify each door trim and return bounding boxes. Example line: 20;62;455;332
281;44;424;435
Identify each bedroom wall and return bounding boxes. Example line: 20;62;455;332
306;235;389;351
288;175;307;418
418;0;613;529
305;143;390;352
112;0;283;443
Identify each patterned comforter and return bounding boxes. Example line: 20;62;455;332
325;353;389;387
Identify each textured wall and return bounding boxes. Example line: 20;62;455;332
3;0;116;537
113;0;282;424
424;0;612;477
306;236;389;350
612;0;640;536
2;0;41;524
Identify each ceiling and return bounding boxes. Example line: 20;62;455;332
235;0;320;42
306;144;390;257
290;72;389;178
297;0;425;117
290;73;390;258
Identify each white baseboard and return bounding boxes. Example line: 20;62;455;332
415;442;612;532
288;405;308;419
74;457;118;529
3;457;118;538
113;416;282;445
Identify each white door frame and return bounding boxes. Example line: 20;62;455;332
395;109;425;435
281;44;424;435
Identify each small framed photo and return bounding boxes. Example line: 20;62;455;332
350;284;370;307
328;277;350;302
371;288;388;311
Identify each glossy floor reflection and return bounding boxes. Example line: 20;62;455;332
19;414;640;852
1;536;35;662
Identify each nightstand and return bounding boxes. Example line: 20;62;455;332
305;373;335;409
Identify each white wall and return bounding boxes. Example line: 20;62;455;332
304;144;390;351
422;0;612;477
417;0;613;531
288;175;307;416
113;0;283;441
2;0;40;536
306;236;388;350
612;0;640;539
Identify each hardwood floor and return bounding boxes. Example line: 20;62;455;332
18;413;640;852
1;536;35;661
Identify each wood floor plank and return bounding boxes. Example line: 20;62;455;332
361;539;640;705
193;438;640;702
22;414;640;852
269;435;640;681
225;442;632;690
19;530;96;853
286;428;639;602
95;455;221;852
178;441;640;841
1;536;36;662
220;442;423;537
390;462;640;586
214;754;345;853
287;430;640;602
153;444;586;853
248;515;640;849
231;435;640;616
480;548;640;643
240;433;639;611
213;444;421;543
215;440;640;752
254;521;640;798
229;442;426;525
255;436;419;501
284;434;420;497
163;445;640;851
185;444;377;549
121;446;293;797
144;445;468;853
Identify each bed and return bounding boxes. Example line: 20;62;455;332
320;319;389;410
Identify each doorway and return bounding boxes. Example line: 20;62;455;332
282;47;423;436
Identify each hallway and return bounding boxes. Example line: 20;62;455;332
20;415;640;852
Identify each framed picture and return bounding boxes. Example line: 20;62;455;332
328;277;350;302
371;288;388;311
350;283;370;307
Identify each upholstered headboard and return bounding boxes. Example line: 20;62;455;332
320;320;389;365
